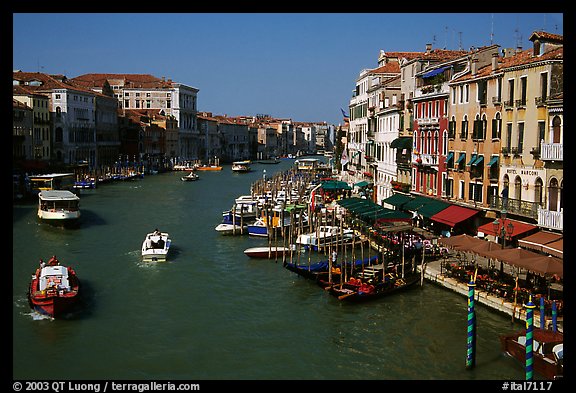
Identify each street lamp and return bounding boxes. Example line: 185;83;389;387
492;210;515;274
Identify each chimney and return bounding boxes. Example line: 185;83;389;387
471;58;478;76
491;52;499;71
425;43;432;54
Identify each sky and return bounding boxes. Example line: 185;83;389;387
13;13;563;126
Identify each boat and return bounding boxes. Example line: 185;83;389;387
195;164;223;171
284;255;379;282
258;157;280;164
500;328;563;379
214;223;249;235
326;269;420;302
73;177;97;189
27;256;80;318
295;225;356;251
181;171;199;181
243;245;295;258
37;190;81;225
231;160;252;173
141;231;172;262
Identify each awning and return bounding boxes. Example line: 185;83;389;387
476;219;538;239
382;193;414;209
445;152;454;162
518;231;563;257
416;200;451;218
422;66;447;79
354;181;372;188
472;155;484;166
467;154;477;166
431;205;480;227
483;247;563;277
390;137;413;149
320;180;352;190
402;195;435;211
487;155;499;167
456;153;466;165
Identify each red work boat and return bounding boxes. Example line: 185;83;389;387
27;256;80;318
499;328;563;380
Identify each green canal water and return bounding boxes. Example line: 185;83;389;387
13;159;529;381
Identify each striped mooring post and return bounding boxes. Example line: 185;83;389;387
465;271;477;370
525;295;536;380
540;296;545;329
551;301;558;332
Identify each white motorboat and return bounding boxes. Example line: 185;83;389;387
141;231;171;262
231;160;251;173
37;190;80;225
295;225;355;251
181;171;199;181
214;223;249;235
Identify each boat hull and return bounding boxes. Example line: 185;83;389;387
243;246;293;258
499;328;563;379
215;223;248;235
142;232;171;262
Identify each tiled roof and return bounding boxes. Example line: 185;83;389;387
529;31;563;43
368;62;400;74
71;73;173;89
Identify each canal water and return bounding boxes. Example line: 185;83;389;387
13;159;529;381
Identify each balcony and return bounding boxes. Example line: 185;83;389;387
538;206;563;231
540;141;563;161
412;153;438;166
488;195;539;220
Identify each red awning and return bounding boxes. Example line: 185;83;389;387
476;219;538;238
430;205;479;227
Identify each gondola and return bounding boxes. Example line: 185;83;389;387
326;271;420;302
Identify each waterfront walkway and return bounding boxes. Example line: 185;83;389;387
420;256;563;333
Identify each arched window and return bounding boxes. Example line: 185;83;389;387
427;131;432;154
413;130;418;151
442;130;448;155
492;112;502;139
552;115;561;143
421;132;425;154
534;177;543;206
514;176;522;201
461;115;469;139
549;178;559;211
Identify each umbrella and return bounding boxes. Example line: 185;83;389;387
484;247;563;277
466;240;504;259
438;234;484;251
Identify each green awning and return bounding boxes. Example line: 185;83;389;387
456;153;466;165
354;181;371;188
467;154;477;166
402;195;434;211
382;193;414;208
472;155;484;166
390;137;413;149
487;155;499;167
445;152;454;162
416;200;451;218
320;180;352;190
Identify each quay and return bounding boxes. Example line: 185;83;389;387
420;257;563;332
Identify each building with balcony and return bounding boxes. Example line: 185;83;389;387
497;32;562;225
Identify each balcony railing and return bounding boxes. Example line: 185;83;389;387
540;141;563;161
412;153;438;166
488;195;540;220
537;207;563;231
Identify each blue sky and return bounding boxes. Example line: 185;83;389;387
13;13;563;125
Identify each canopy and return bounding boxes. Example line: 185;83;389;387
320;180;351;190
417;200;451;218
483;247;563;277
466;240;505;258
431;205;479;227
382;193;414;209
422;66;447;78
487;155;499;167
476;219;538;239
336;197;411;222
541;238;563;258
472;155;484;166
390;137;413;149
354;181;372;188
438;234;485;251
518;231;562;254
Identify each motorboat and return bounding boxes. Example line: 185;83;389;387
231;160;252;173
243;246;295;258
214;222;249;235
142;231;172;262
37;190;80;225
27;256;80;318
295;225;355;251
500;328;563;379
181;171;199;181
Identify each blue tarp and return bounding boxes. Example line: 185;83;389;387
422;66;447;78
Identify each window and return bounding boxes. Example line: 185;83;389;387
540;72;548;101
535;178;543;206
506;123;512;151
452;87;457;104
491;113;502;139
514;176;522;201
538;121;545;146
448;117;456;139
552;116;561;143
517;123;524;153
459;180;465;199
464;84;470;103
442;130;448;155
519;76;527;106
496;77;502;103
460;115;468;139
508;79;515;104
477;79;487;105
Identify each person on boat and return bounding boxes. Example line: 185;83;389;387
153;229;160;236
48;255;59;266
332;250;337;265
39;259;46;268
157;236;165;249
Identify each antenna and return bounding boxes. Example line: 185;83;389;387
490;14;494;45
514;27;522;49
444;26;448;49
458;31;463;50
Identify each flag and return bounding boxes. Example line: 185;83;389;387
340;108;349;118
340;149;349;166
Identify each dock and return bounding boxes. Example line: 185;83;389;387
420;257;563;333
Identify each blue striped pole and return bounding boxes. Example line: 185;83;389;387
466;269;477;370
525;295;536;380
552;301;557;332
540;296;545;329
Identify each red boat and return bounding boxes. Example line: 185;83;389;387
27;256;80;318
499;328;563;380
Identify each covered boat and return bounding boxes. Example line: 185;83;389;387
37;190;80;225
295;225;355;251
500;328;563;379
142;231;172;262
327;270;420;302
231;160;252;173
27;256;80;318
